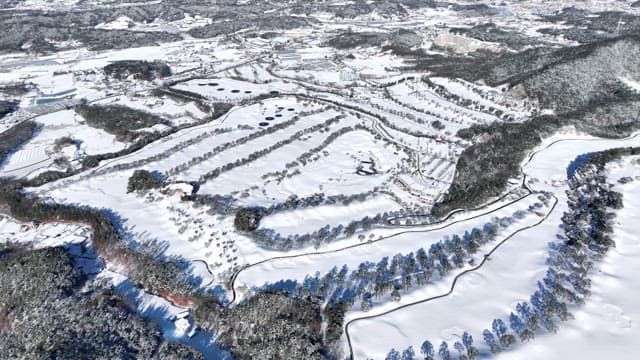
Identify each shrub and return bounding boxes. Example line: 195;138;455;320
127;170;163;193
233;207;264;232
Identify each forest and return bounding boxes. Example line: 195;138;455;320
104;60;171;81
432;36;640;217
0;245;203;359
75;104;170;142
0;121;38;166
0;172;342;359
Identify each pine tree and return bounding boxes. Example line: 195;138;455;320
492;319;507;339
401;346;416;360
438;341;451;360
509;312;534;342
420;340;435;360
462;331;479;359
516;302;539;331
386;348;401;360
453;341;467;359
482;329;501;354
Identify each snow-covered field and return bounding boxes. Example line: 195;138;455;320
3;3;640;358
505;156;640;360
0;110;126;179
259;194;403;237
346;132;640;359
235;193;551;301
0;215;90;248
173;78;299;102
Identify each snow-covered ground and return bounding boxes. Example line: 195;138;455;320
0;110;126;179
236;193;550;302
100;270;233;360
173;78;299;102
3;4;640;357
619;77;640;93
504;155;640;360
0;215;90;248
0;213;230;360
259;194;403;237
93;93;209;126
346;131;640;359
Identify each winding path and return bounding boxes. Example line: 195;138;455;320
342;132;640;359
222;131;640;359
11;60;640;359
343;194;558;359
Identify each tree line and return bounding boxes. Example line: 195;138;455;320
405;147;637;360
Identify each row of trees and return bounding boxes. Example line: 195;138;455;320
420;77;521;122
197;115;345;184
479;149;627;354
40;112;240;192
259;121;400;186
252;203;544;324
387;80;491;130
387;332;478;360
251;207;416;250
484;149;625;352
250;192;546;252
165;107;329;177
287;213;528;312
256;206;536;356
297;93;452;145
94;126;237;177
407;147;636;359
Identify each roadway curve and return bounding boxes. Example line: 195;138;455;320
223;131;640;359
342;131;640;359
343;195;558;359
225;132;578;304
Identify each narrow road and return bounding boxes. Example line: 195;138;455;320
343;194;558;359
342;131;640;359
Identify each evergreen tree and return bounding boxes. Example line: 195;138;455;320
482;329;501;354
462;331;479;359
420;340;435;360
438;341;451;360
453;341;466;359
386;348;401;360
126;169;163;193
492;318;507;339
516;302;539;331
509;312;534;342
401;346;416;360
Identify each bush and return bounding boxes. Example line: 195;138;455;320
431;120;445;130
233;207;264;232
127;170;163;193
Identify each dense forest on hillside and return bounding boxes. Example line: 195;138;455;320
0;245;203;360
431;36;640;216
